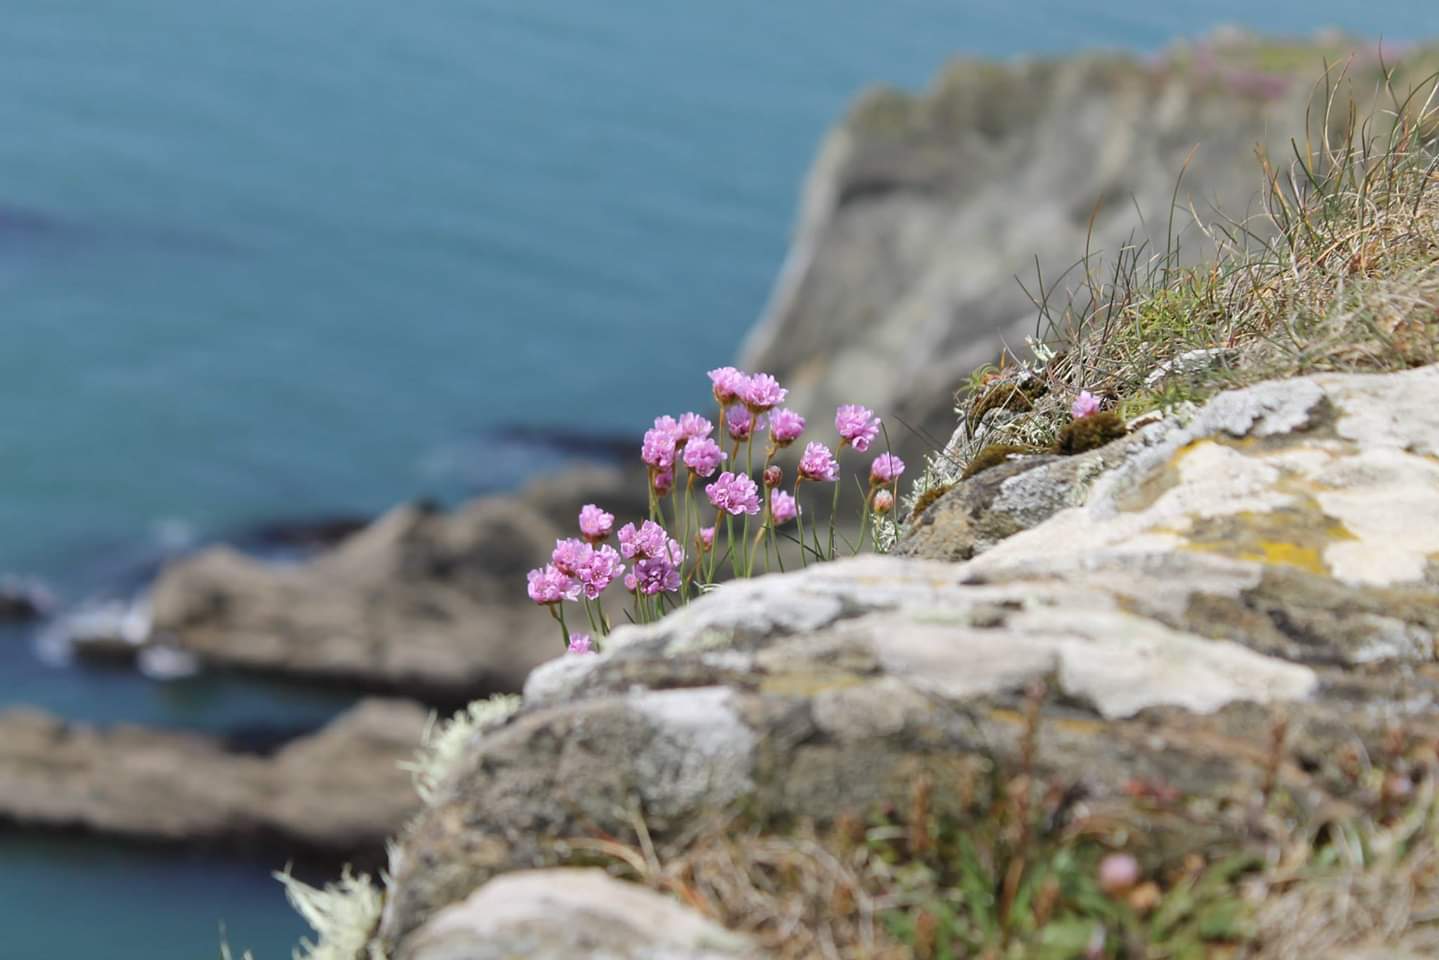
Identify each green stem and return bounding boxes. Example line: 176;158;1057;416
793;478;807;569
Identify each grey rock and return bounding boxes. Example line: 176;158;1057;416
397;869;758;960
377;367;1439;951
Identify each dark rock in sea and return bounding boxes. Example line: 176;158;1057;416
0;576;54;623
0;698;426;859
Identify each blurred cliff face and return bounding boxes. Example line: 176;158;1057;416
742;37;1438;467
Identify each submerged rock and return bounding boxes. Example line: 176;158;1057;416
0;698;426;857
0;576;54;623
374;366;1439;952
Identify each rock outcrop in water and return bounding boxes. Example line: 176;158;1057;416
0;698;426;858
741;36;1409;463
124;466;647;701
363;363;1439;956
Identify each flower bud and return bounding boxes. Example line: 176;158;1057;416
763;465;782;488
872;489;894;514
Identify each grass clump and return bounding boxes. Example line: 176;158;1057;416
400;693;521;806
900;58;1439;527
275;866;387;960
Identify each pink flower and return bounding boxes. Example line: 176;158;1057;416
677;412;713;443
797;442;838;482
708;366;749;405
578;504;614;542
762;465;782;488
574;544;624;600
625;556;681;595
526;565;579;605
742;373;788;411
617;520;670;560
835;404;881;452
1071;390;1102;419
551;538;589;577
652;415;682;439
769;490;798;525
869;453;905;485
705;471;761;516
652;466;674;495
1097;853;1140;894
641;428;676;470
725;405;763;441
872;489;894;514
697;526;715;551
768;408;806;446
567;633;595;655
682;437;727;478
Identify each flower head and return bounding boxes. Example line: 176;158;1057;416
697;526;715;552
526;565;579;605
869;453;905;485
1071;390;1102;419
652;415;682;439
762;465;782;488
768;408;806;446
625;556;682;595
706;471;761;516
574;544;624;600
769;490;798;525
708;367;749;405
550;537;589;577
617;520;670;560
872;489;894;514
578;504;614;542
835;404;881;452
1097;853;1140;895
797;442;839;482
725;405;762;441
676;412;713;443
567;633;595;656
742;373;788;412
682;437;727;478
652;465;674;495
641;428;676;470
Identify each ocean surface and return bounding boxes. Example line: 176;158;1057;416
2;1;1436;957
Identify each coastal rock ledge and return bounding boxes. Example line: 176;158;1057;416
375;365;1439;955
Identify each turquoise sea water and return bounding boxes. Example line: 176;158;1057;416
3;2;1437;957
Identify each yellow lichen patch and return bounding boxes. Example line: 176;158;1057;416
1181;503;1355;576
759;670;867;698
987;706;1106;737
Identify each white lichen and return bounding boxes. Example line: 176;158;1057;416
276;866;387;960
401;693;521;806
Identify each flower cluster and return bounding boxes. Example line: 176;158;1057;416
526;369;909;653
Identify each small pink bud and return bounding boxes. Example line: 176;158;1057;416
567;633;595;655
1071;390;1102;419
1097;853;1140;895
697;526;716;552
872;489;894;514
763;465;782;488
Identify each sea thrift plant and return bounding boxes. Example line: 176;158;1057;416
525;368;910;649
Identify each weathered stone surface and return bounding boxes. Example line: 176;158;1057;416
0;698;426;856
377;367;1439;952
139;466;646;698
396;869;758;960
740;39;1424;466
